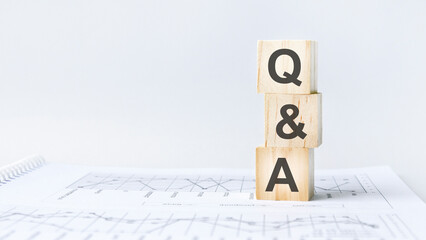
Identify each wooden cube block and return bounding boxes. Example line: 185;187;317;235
256;147;314;201
257;40;317;94
265;93;322;148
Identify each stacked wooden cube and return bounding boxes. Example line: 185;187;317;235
256;40;322;201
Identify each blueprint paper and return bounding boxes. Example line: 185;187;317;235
0;161;424;239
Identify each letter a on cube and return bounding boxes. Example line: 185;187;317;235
256;147;314;201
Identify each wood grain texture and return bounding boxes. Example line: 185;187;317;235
265;93;322;148
257;40;317;94
256;147;314;201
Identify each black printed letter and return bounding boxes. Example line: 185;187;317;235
268;49;302;86
266;158;298;192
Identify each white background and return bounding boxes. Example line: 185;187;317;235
1;1;425;200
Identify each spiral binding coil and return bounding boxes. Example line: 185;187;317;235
0;155;46;185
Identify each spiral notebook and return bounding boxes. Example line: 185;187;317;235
0;155;425;240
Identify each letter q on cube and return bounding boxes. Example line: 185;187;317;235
257;40;317;94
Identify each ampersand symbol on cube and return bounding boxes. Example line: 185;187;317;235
276;104;307;140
